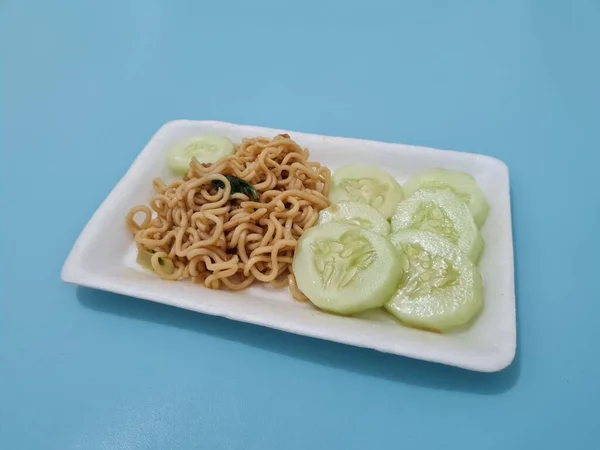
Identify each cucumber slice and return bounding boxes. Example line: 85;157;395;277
136;248;174;274
328;166;404;219
386;230;483;332
317;201;391;235
391;189;483;263
403;169;489;227
293;222;402;315
166;135;235;175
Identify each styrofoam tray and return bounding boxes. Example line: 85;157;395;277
62;120;516;372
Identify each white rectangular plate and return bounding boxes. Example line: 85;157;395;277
62;120;516;372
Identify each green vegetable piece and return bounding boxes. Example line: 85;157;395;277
317;201;391;235
166;135;235;175
136;248;174;274
391;189;483;263
293;222;402;315
403;169;490;228
211;175;258;200
328;166;404;219
385;230;483;332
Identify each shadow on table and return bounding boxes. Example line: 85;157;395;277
77;287;520;395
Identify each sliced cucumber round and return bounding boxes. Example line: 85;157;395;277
328;166;404;219
386;230;483;332
317;201;391;236
391;189;483;263
403;169;489;227
293;222;402;315
166;135;235;175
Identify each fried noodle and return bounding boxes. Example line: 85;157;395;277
126;134;330;300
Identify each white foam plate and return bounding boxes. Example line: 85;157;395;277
62;120;516;372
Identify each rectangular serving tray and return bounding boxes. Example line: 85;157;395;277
62;120;516;372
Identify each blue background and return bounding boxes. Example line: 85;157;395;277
2;0;599;449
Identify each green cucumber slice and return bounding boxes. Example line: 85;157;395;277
292;222;402;315
385;230;483;332
166;135;235;175
317;201;391;235
328;166;404;219
403;169;490;227
391;189;483;263
136;248;174;274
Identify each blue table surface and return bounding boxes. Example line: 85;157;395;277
2;1;599;449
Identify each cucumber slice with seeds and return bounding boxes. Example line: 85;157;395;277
403;169;489;227
317;201;391;235
391;189;483;263
328;166;404;219
293;222;402;315
166;135;235;175
385;230;483;332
